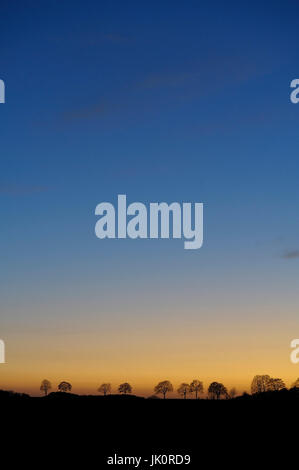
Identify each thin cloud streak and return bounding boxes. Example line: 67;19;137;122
0;184;49;196
282;250;299;259
59;53;280;124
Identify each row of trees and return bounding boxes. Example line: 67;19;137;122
40;376;299;398
40;379;133;396
99;380;233;399
40;378;235;399
154;380;204;399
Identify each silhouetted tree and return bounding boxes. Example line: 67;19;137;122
58;381;72;393
40;379;52;396
229;387;237;399
208;382;228;400
118;382;132;395
154;380;173;399
189;380;204;399
267;378;285;391
177;383;190;399
292;378;299;388
98;383;111;396
251;375;271;394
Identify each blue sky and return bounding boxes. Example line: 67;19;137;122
1;0;299;393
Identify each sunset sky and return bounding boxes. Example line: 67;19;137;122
1;0;299;396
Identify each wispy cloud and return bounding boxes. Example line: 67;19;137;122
282;250;299;259
0;184;48;195
62;103;110;121
138;73;192;89
58;52;281;124
103;33;131;44
49;32;132;47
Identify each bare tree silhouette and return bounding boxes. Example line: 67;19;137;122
154;380;173;399
208;382;228;400
267;378;285;391
40;379;52;396
98;383;111;396
58;381;72;393
118;383;132;395
190;380;204;399
229;387;237;399
177;383;190;399
251;375;271;394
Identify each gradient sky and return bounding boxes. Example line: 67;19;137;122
1;0;299;396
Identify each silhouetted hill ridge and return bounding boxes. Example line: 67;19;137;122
44;392;145;400
1;387;299;401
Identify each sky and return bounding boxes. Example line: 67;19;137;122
1;0;299;396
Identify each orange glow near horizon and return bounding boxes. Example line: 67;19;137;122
2;305;298;396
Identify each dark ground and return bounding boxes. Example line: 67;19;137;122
1;391;297;467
